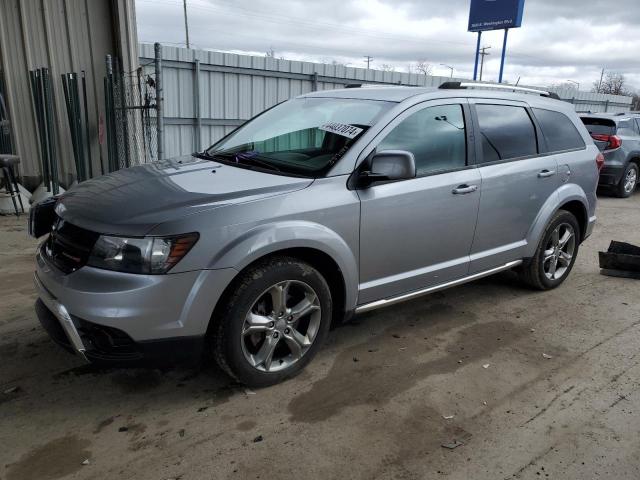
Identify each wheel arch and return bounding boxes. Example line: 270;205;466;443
206;221;358;334
208;246;350;339
525;186;590;257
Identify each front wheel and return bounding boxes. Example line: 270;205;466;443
212;256;332;387
519;210;580;290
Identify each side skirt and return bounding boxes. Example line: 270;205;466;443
355;260;522;314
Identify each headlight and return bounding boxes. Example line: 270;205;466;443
87;233;199;274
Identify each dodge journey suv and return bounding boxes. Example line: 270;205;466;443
31;82;599;387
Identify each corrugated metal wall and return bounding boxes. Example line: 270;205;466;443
0;0;138;187
140;44;472;158
140;44;634;159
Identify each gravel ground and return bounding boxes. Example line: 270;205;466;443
1;193;640;480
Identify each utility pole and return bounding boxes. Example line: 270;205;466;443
597;68;605;93
479;46;490;81
183;0;190;49
440;64;454;78
364;55;373;69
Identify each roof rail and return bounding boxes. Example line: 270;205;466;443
439;81;561;100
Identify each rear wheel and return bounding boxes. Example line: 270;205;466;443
212;256;332;387
519;210;580;290
616;162;638;198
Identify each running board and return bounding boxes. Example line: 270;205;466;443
355;260;522;314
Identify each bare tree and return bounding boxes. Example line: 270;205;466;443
593;72;628;96
415;60;433;76
265;47;275;58
632;93;640;111
380;64;395;72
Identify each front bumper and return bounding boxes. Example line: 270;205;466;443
34;250;238;365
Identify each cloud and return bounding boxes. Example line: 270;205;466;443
135;0;640;91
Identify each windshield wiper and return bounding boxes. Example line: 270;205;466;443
202;151;282;172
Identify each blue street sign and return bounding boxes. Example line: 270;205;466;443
468;0;525;32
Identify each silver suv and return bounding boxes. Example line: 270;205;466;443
32;82;599;387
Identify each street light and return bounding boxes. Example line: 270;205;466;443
440;64;454;78
566;80;580;90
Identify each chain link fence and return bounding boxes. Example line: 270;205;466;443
105;58;158;172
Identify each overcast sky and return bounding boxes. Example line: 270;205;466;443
136;0;640;92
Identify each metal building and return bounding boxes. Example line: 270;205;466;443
0;0;138;189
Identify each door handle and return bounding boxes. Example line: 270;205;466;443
538;169;556;178
452;184;478;195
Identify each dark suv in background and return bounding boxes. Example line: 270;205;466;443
580;113;640;197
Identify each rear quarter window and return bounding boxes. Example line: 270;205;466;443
533;108;585;152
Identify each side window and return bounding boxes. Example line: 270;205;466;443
616;119;636;137
533;108;585;152
475;104;538;163
634;119;640;135
377;104;466;176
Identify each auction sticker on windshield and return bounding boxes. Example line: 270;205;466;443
319;122;364;139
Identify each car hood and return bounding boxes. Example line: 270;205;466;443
56;155;313;236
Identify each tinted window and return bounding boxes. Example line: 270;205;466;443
533;108;585;152
475;104;537;162
377;104;466;175
581;117;616;136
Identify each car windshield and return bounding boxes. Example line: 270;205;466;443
205;97;393;176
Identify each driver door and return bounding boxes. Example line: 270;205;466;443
356;100;481;305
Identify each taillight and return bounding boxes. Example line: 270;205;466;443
590;133;622;150
596;153;605;171
608;135;622;149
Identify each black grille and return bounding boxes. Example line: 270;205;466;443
76;318;142;361
42;216;99;274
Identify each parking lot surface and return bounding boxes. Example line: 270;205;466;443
1;194;640;480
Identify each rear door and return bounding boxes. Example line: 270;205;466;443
468;100;558;274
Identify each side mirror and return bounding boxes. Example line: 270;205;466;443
358;150;416;187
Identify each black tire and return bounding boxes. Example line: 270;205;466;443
519;210;580;291
615;162;638;198
212;256;332;387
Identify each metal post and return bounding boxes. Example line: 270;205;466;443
194;58;201;151
30;70;50;190
155;42;164;160
183;0;190;49
311;72;318;92
498;28;509;83
105;54;119;172
42;68;59;195
81;71;93;179
473;31;482;81
116;61;131;169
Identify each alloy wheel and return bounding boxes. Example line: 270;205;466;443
241;280;321;372
624;168;637;194
542;223;576;281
